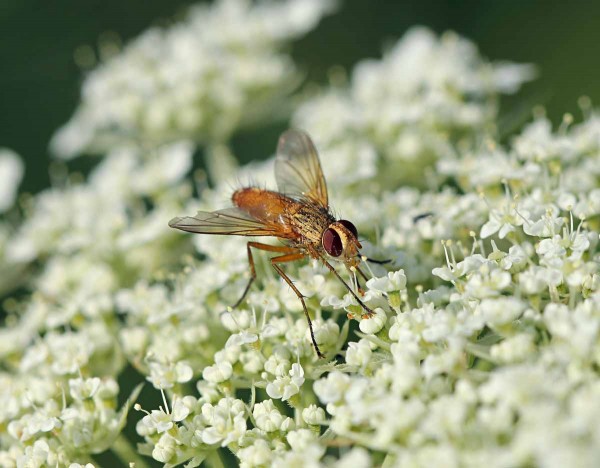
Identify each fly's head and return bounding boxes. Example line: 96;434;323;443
321;220;362;268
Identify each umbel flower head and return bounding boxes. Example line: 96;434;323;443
50;0;337;158
1;1;599;467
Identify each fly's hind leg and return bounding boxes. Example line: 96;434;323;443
232;242;299;309
271;253;325;359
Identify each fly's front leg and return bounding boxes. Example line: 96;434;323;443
308;246;375;319
270;252;325;359
326;261;375;319
232;242;298;309
352;265;370;296
354;256;391;294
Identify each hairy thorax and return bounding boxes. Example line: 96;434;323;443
287;203;334;247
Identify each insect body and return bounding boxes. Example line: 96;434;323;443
169;130;375;358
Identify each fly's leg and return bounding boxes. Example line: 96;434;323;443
271;253;325;359
353;265;370;296
232;242;299;309
355;265;369;283
355;257;393;298
325;261;375;319
309;247;375;319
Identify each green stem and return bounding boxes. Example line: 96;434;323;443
208;450;226;468
111;434;151;468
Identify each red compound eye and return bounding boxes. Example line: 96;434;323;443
339;219;358;238
322;228;343;257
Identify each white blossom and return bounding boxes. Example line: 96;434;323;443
302;404;326;426
253;400;285;432
0;148;24;212
202;361;233;384
50;0;336;158
266;363;305;401
237;439;272;467
200;398;247;446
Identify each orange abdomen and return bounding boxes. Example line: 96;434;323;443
232;187;296;227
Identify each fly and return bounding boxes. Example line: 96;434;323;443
169;130;382;358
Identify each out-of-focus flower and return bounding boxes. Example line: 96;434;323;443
0;148;24;212
294;27;534;192
50;0;336;158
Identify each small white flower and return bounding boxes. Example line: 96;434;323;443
433;254;487;282
537;235;567;261
264;348;291;377
286;429;325;459
239;350;265;374
266;363;305;401
520;265;563;294
119;326;149;356
359;308;387;334
345;339;373;367
237;439;272;467
302;404;326;425
17;439;52;468
422;341;464;380
314;372;351;404
500;244;529;272
333;448;371;468
490;334;535;363
171;396;195;422
310;319;340;349
226;331;259;348
46;331;95;375
220;309;252;332
142;409;173;434
10;411;62;442
152;433;176;463
464;266;511;299
280;417;296;432
262;317;289;338
202;361;233;383
478;297;526;327
204;412;246;446
253;400;284;432
320;292;356;309
200;398;247;446
69;377;101;400
522;205;564;238
147;360;193;388
366;269;407;294
480;202;525;239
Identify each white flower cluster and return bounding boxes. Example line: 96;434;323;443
1;1;334;465
303;112;600;466
51;0;336;158
1;374;137;467
293;26;535;193
1;1;599;467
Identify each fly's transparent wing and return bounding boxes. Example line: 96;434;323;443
169;207;283;237
275;129;328;209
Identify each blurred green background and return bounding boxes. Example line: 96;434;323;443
1;0;600;195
